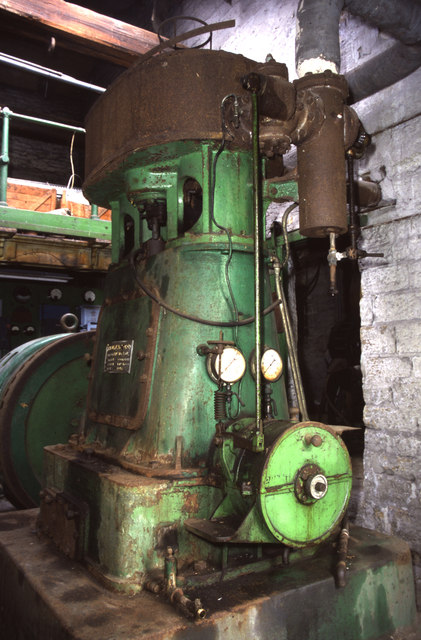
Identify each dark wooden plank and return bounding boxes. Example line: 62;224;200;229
0;0;161;67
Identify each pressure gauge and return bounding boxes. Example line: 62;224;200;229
83;290;96;303
261;348;283;382
207;346;246;384
50;288;62;301
250;347;283;382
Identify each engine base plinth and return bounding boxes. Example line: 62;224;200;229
0;511;416;640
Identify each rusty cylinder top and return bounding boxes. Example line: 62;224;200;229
84;49;285;190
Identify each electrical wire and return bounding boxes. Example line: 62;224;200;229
228;378;243;419
67;132;76;190
209;94;241;340
278;202;298;269
129;98;295;328
130;249;283;327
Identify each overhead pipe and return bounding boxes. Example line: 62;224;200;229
346;41;421;103
296;0;343;77
0;52;106;94
344;0;421;46
296;0;421;102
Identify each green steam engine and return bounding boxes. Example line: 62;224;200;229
36;49;354;607
1;47;366;625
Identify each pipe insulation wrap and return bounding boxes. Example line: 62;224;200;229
296;0;421;101
346;41;421;104
344;0;421;46
296;0;343;77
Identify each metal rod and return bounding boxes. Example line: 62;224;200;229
347;154;359;257
272;256;309;421
251;90;263;444
0;52;105;94
335;515;350;588
0;107;10;205
0;107;86;134
0;108;102;215
90;204;99;220
328;231;338;296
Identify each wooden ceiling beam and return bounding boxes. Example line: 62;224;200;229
0;0;161;67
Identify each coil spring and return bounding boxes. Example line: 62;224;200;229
214;390;227;421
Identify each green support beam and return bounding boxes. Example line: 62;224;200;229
0;206;111;241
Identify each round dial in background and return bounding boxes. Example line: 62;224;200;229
83;290;96;303
14;286;32;303
49;288;62;301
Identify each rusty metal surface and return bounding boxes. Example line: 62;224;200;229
0;513;417;640
72;443;213;480
0;230;111;271
294;72;349;238
84;49;262;189
356;178;382;208
39;488;88;561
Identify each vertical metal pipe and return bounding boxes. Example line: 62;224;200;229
347;155;359;256
90;204;99;220
0;107;11;206
251;90;263;443
273;257;309;421
294;74;349;238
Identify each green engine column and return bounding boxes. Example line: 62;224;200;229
83;142;289;464
37;48;352;592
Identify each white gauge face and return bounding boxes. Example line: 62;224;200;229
213;347;246;384
261;348;283;382
84;290;96;303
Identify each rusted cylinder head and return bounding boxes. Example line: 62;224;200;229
294;72;349;238
84;50;267;191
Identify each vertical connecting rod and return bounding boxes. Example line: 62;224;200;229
251;87;264;449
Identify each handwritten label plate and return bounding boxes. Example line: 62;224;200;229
104;340;134;374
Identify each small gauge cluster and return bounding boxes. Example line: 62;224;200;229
204;344;283;385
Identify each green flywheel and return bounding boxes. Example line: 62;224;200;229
259;422;352;547
0;331;94;508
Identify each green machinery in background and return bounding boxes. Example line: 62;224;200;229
0;276;104;355
0;48;416;638
0;331;95;507
0;104;112;356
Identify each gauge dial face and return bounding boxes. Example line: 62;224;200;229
84;290;96;303
212;346;246;384
261;348;283;382
50;288;62;301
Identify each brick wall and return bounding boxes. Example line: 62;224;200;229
354;70;421;606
